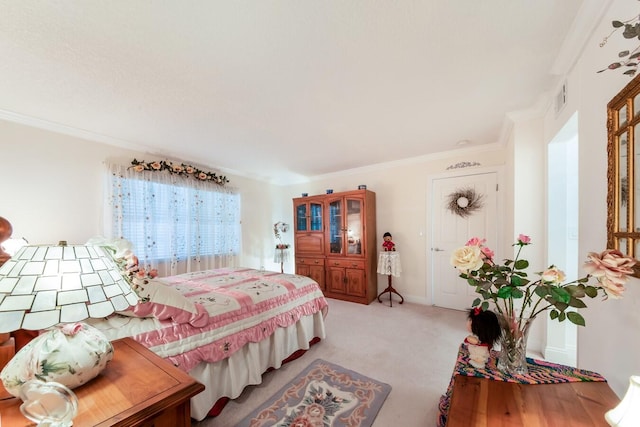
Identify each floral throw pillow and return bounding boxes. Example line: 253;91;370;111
119;277;209;327
0;323;113;397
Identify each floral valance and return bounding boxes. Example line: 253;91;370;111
130;159;229;185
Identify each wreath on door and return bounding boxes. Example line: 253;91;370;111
446;188;484;217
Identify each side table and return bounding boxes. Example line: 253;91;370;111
447;376;619;426
376;251;404;306
0;337;205;427
274;247;290;273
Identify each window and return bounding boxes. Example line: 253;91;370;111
105;163;240;275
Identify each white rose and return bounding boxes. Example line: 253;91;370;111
450;246;484;274
541;267;566;284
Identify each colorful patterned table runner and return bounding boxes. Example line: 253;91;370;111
437;343;607;427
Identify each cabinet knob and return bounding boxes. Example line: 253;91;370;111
314;260;319;264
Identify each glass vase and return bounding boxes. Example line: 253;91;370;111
496;313;535;376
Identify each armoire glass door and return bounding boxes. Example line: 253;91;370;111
328;196;363;255
328;199;343;254
346;198;362;255
295;200;323;232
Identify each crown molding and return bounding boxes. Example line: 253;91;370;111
0;109;153;152
550;0;614;76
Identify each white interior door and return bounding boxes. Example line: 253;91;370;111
431;171;499;310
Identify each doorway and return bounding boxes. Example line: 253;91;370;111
545;112;578;366
430;169;500;310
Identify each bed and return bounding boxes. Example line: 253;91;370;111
85;267;329;421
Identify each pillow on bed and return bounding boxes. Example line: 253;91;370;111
120;278;209;327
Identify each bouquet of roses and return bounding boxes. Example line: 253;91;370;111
450;234;636;326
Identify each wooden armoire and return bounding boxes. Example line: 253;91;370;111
293;189;377;304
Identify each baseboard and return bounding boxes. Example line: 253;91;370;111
543;345;577;367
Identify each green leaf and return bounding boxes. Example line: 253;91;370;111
585;286;598;298
568;297;587;309
479;289;491;299
613;20;624;28
511;275;523;286
534;286;548;298
558;312;566;322
620;50;631;58
550;310;559;320
564;285;585;298
497;287;512;299
472;298;481;307
494;278;510;287
550;286;571;304
511;288;524;299
567;311;586;326
550;298;568;311
481;301;490;311
480;281;492;291
514;259;529;270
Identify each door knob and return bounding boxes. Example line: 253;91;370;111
432;248;445;252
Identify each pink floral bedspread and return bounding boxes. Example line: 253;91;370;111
94;268;328;372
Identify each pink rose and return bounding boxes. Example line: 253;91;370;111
481;246;494;260
133;165;145;172
517;234;531;244
148;269;158;278
597;276;626;299
150;162;162;170
584;249;636;281
465;237;486;247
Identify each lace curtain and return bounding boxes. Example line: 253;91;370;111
104;162;240;276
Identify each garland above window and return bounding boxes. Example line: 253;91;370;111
130;159;229;185
446;187;484;217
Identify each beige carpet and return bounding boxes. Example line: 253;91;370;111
192;298;465;427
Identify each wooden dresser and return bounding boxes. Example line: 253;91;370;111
0;337;205;427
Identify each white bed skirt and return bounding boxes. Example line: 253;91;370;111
189;309;327;421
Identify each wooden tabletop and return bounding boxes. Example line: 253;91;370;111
0;337;204;427
446;376;620;427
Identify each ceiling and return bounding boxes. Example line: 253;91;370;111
0;1;590;184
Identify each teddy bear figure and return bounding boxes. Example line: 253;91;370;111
382;232;396;251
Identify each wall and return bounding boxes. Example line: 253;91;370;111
543;0;640;397
0;118;510;305
0;119;279;271
279;146;508;304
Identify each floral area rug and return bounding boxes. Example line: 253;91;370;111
237;359;391;427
